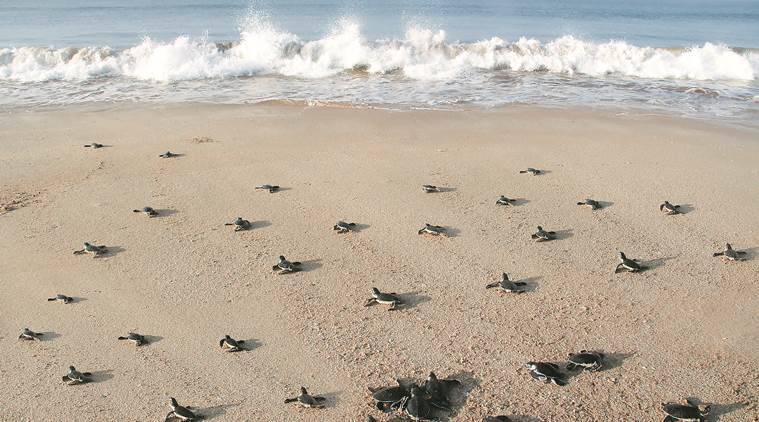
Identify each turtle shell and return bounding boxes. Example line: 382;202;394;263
371;385;409;403
662;403;703;419
405;394;433;420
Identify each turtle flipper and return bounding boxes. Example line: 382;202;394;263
614;263;624;273
284;398;298;403
552;378;567;386
530;234;539;239
485;282;498;289
313;396;326;402
364;298;377;307
548;231;556;235
62;376;70;382
292;262;302;266
47;297;57;301
272;265;280;271
566;362;577;370
73;249;85;255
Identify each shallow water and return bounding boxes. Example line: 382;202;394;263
1;1;758;121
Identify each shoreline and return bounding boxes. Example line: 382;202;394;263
1;104;757;420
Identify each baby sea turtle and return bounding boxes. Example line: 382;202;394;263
661;399;710;422
73;242;108;257
333;221;356;233
615;252;646;273
284;387;326;408
525;362;567;386
418;223;447;236
566;350;604;371
133;206;159;217
159;151;177;158
577;199;601;210
403;386;434;421
369;379;413;412
219;335;245;352
18;328;43;341
712;243;747;262
118;332;147;346
255;184;280;193
660;201;682;215
225;217;252;231
496;196;516;206
273;255;302;274
47;294;74;304
168;397;197;421
519;168;542;175
364;288;403;310
62;366;91;385
422;185;440;193
424;372;460;410
485;273;527;294
84;143;104;149
531;226;556;241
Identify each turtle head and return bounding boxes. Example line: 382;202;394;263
170;397;178;407
524;362;537;370
68;366;76;372
84;242;92;247
536;226;543;231
725;243;733;250
427;372;437;382
618;251;626;259
279;255;286;261
300;386;308;395
371;287;380;295
502;273;509;281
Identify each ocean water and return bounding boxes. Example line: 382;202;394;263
1;1;758;121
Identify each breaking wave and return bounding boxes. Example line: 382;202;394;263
1;16;756;83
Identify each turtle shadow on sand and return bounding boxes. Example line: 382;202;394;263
443;226;461;237
237;338;263;351
349;223;371;232
596;200;614;209
515;276;541;293
314;391;342;409
551;229;573;240
735;246;758;261
297;259;322;272
598;351;636;371
675;203;695;214
435;187;456;193
705;401;748;421
141;334;164;345
87;370;114;384
39;332;62;341
252;220;272;229
154;209;179;218
509;198;530;206
639;255;678;271
397;291;431;310
194;403;239;420
95;246;125;258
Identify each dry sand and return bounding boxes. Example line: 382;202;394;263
0;104;757;421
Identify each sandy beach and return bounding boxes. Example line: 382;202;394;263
0;104;757;421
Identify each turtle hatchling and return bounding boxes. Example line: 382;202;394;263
660;201;682;215
661;399;710;422
566;350;604;371
73;242;108;257
615;252;646;273
159;151;177;158
364;287;403;310
18;328;43;341
225;217;252;231
62;366;91;385
333;221;356;233
519;167;542;175
531;226;556;241
485;273;527;294
712;243;747;262
284;387;326;408
255;184;280;193
118;332;147;346
525;361;567;386
418;223;447;236
422;184;440;193
219;335;245;352
369;379;413;412
272;255;302;274
577;199;601;210
403;386;434;421
496;195;516;206
133;206;159;217
167;397;198;421
84;143;104;149
47;294;74;304
424;372;461;410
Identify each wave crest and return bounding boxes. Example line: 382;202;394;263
0;15;756;82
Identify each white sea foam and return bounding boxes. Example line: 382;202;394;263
0;16;756;83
